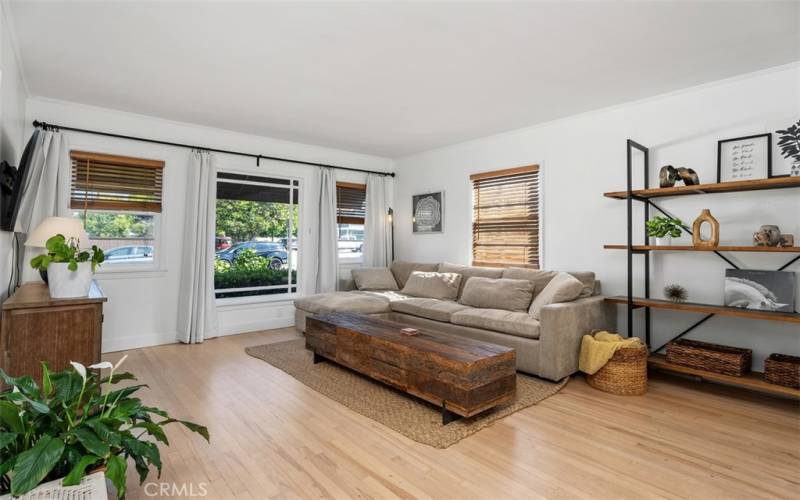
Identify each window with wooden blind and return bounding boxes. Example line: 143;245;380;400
471;165;540;269
336;182;366;262
69;150;164;269
70;151;164;212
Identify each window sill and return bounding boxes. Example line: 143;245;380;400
216;293;299;309
94;268;168;280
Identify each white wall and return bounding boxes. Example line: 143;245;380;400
0;4;27;300
22;98;393;352
394;64;800;370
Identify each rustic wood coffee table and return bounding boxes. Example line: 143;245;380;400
305;312;516;424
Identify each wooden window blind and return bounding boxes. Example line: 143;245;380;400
471;165;540;269
336;182;366;224
70;151;164;212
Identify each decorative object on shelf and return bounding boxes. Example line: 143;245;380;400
775;119;800;178
666;339;752;377
663;283;688;303
0;358;210;498
764;353;800;388
659;165;678;187
724;269;796;313
779;234;795;247
676;167;700;185
645;215;682;246
412;191;443;234
29;234;104;299
691;209;720;248
753;224;781;247
717;133;772;183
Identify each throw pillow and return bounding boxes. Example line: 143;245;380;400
458;277;534;312
528;272;584;319
401;271;462;300
351;267;399;291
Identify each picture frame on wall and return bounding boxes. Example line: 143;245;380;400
412;191;444;234
717;133;772;183
724;269;796;313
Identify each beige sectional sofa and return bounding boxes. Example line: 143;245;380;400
294;261;613;381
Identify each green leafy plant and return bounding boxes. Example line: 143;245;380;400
0;358;209;498
776;119;800;163
645;216;683;238
30;234;105;273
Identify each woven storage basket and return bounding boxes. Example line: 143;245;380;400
586;346;648;396
665;339;751;376
764;353;800;388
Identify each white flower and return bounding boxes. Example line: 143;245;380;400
70;361;87;383
89;361;113;370
113;354;128;372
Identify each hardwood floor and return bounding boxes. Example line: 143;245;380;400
108;328;800;499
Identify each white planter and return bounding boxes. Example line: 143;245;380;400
48;262;93;298
654;236;672;246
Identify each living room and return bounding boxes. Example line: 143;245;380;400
0;1;797;499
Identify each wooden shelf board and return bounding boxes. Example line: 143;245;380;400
648;354;800;398
603;244;800;253
605;296;800;323
604;176;800;199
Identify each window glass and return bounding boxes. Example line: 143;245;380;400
75;211;156;266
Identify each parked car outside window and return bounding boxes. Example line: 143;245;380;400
215;241;288;269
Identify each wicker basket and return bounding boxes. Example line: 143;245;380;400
764;353;800;388
665;339;751;376
586;346;648;395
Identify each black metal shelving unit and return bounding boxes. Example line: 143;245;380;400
603;139;800;398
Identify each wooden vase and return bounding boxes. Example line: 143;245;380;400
692;209;719;248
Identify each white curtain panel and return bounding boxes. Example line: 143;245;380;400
177;151;219;344
15;130;64;284
364;173;392;267
314;167;338;293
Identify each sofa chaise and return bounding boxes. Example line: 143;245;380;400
294;261;613;381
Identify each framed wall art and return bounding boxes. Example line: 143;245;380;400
717;133;772;183
412;191;443;234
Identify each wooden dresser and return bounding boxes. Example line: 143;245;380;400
1;281;106;384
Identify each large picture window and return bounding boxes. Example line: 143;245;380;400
214;172;299;299
471;165;540;269
69;151;163;268
336;182;366;264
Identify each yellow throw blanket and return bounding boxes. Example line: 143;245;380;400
579;331;645;375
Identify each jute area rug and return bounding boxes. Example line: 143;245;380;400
245;339;568;448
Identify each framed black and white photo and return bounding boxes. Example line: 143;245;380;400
724;269;796;313
412;191;443;233
717;133;772;183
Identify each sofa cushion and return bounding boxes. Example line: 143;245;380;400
401;271;461;300
503;268;596;298
390;298;470;322
458;277;534;312
294;291;406;315
437;262;504;297
390;261;440;288
528;272;584;319
450;308;541;339
351;267;399;291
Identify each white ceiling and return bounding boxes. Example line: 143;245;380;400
8;1;800;158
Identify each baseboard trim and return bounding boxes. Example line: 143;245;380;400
102;331;177;353
219;316;295;336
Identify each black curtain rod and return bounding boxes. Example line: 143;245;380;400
32;120;394;177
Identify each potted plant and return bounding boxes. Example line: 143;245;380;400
646;216;683;246
30;234;105;298
0;358;209;498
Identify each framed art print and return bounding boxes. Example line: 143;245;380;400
724;269;796;313
717;133;772;183
412;191;443;233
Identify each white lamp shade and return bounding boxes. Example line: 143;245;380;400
24;217;90;248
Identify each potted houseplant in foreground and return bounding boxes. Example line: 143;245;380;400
645;216;683;246
0;358;209;498
30;234;104;299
